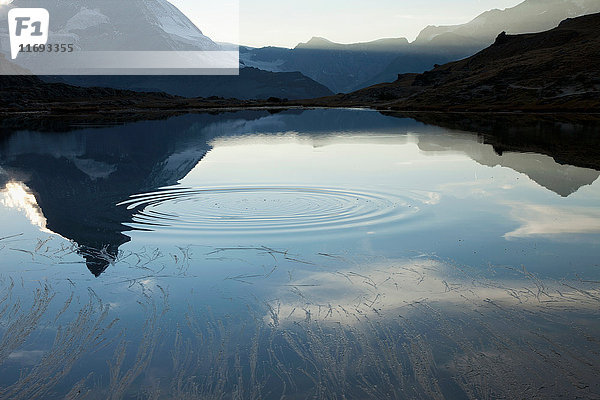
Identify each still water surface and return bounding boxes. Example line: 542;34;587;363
0;109;599;398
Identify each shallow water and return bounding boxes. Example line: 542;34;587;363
0;109;599;399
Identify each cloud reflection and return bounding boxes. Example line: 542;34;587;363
266;257;600;326
505;202;600;239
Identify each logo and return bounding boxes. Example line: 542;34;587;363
8;8;49;60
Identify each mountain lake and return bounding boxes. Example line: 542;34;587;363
0;109;599;399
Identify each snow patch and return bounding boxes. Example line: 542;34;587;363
62;7;110;32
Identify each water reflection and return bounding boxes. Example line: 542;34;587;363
0;181;50;233
0;115;220;275
504;202;600;239
0;246;598;399
415;131;600;196
0;109;599;398
119;186;422;235
0;109;598;278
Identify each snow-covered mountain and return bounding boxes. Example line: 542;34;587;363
1;0;219;52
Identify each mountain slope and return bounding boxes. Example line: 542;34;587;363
362;0;600;89
415;0;600;47
317;13;600;112
241;0;600;93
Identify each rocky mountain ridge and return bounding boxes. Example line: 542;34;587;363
320;13;600;112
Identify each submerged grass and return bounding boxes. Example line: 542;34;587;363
107;289;168;400
0;281;54;366
0;284;118;399
0;244;599;399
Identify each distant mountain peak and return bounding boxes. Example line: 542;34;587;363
309;36;333;43
295;37;335;49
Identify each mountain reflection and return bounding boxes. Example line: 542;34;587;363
415;131;600;197
0;109;598;276
0;113;231;275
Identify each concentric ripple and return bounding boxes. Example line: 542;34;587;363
118;186;425;235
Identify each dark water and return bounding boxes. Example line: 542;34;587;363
0;109;599;399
